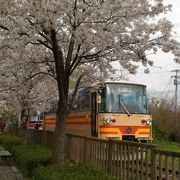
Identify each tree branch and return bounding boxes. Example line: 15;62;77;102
21;71;56;85
37;39;53;50
39;32;52;45
66;44;81;77
0;45;14;50
0;86;15;93
79;49;113;62
68;73;85;113
0;24;10;31
66;34;75;70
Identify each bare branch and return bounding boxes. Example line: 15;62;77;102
69;48;112;75
0;45;14;50
149;35;166;44
30;60;54;64
69;43;82;72
25;41;42;46
21;71;56;85
37;39;53;50
69;57;82;76
45;61;56;78
0;86;15;93
68;73;85;113
66;34;76;72
79;49;113;62
0;24;10;31
39;32;52;45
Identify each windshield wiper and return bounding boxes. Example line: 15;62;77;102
118;95;131;116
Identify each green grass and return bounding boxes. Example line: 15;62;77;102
154;140;180;152
152;140;180;169
152;124;180;152
32;163;117;180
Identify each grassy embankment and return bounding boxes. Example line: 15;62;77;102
151;106;180;152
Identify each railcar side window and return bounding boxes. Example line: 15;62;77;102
72;88;91;112
99;88;106;112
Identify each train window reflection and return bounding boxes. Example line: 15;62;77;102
99;83;148;114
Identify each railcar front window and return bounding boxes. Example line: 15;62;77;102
100;84;148;114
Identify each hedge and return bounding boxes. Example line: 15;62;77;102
0;134;115;179
12;144;52;177
0;134;22;151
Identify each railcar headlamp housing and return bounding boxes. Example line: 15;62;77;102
146;119;152;126
103;117;116;125
141;119;152;126
104;117;111;125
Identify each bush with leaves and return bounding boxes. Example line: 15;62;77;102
0;134;22;151
12;143;52;177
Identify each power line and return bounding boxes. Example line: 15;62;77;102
137;69;180;74
157;77;173;99
164;79;173;100
137;70;172;74
149;71;172;74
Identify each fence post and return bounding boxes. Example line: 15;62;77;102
150;148;157;180
82;136;87;163
66;134;71;160
107;139;113;175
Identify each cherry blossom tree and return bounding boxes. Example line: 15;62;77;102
0;0;180;165
0;71;57;128
0;46;58;127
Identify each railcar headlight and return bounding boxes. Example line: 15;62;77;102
103;117;116;125
146;119;152;126
104;117;111;125
141;119;152;126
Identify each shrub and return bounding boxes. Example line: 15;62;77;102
151;106;180;142
32;164;117;180
0;134;22;151
152;123;169;141
12;144;52;177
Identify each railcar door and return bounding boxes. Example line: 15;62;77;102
91;93;98;136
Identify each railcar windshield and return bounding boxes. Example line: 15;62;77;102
99;83;149;114
29;116;43;122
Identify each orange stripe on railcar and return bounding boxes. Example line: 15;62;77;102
99;125;150;135
44;114;92;125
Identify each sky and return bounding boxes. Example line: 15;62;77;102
129;0;180;98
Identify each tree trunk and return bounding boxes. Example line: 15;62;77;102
53;104;67;166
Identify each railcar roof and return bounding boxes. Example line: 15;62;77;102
79;81;147;90
103;81;146;87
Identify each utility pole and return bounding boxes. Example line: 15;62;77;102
171;69;180;111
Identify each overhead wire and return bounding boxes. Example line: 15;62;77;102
156;77;173;100
137;70;172;74
164;79;173;101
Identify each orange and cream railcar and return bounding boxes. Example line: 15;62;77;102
44;82;152;142
27;114;44;130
